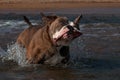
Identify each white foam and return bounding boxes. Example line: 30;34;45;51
5;43;28;66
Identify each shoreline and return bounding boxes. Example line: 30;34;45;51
0;2;120;14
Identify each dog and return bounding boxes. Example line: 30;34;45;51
17;13;58;49
26;15;83;65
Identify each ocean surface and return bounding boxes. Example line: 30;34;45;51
0;13;120;80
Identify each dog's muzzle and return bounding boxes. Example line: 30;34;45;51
66;25;82;38
53;25;82;44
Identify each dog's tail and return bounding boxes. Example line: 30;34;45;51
23;16;32;26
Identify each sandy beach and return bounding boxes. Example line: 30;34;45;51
0;1;120;13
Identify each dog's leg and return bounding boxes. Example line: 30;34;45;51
27;48;56;64
27;54;46;64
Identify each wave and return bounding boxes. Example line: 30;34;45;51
0;20;39;33
0;20;120;31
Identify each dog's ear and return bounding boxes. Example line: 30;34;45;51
74;15;83;29
40;12;45;17
40;13;58;25
40;12;57;20
40;12;48;24
74;15;83;24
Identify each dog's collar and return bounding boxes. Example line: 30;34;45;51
46;25;60;47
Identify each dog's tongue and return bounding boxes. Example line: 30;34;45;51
62;30;82;39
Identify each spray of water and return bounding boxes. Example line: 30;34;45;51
4;43;28;66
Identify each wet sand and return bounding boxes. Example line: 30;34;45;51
0;2;120;13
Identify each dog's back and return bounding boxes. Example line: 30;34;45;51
17;14;58;48
17;25;41;48
17;16;42;48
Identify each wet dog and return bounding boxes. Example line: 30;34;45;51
17;13;57;49
26;15;83;65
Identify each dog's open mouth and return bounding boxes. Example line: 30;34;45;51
53;26;82;43
62;30;82;40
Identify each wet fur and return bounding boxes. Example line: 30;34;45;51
17;13;82;65
26;16;82;64
17;14;58;48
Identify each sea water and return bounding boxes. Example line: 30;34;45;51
0;13;120;80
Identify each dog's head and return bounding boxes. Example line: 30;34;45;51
49;15;83;46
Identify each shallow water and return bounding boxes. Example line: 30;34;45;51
0;13;120;80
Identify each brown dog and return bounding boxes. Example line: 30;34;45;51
17;13;57;49
26;15;83;65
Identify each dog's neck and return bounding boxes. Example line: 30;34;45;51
53;41;61;47
45;25;60;47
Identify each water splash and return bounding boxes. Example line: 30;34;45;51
0;47;8;57
3;43;28;66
